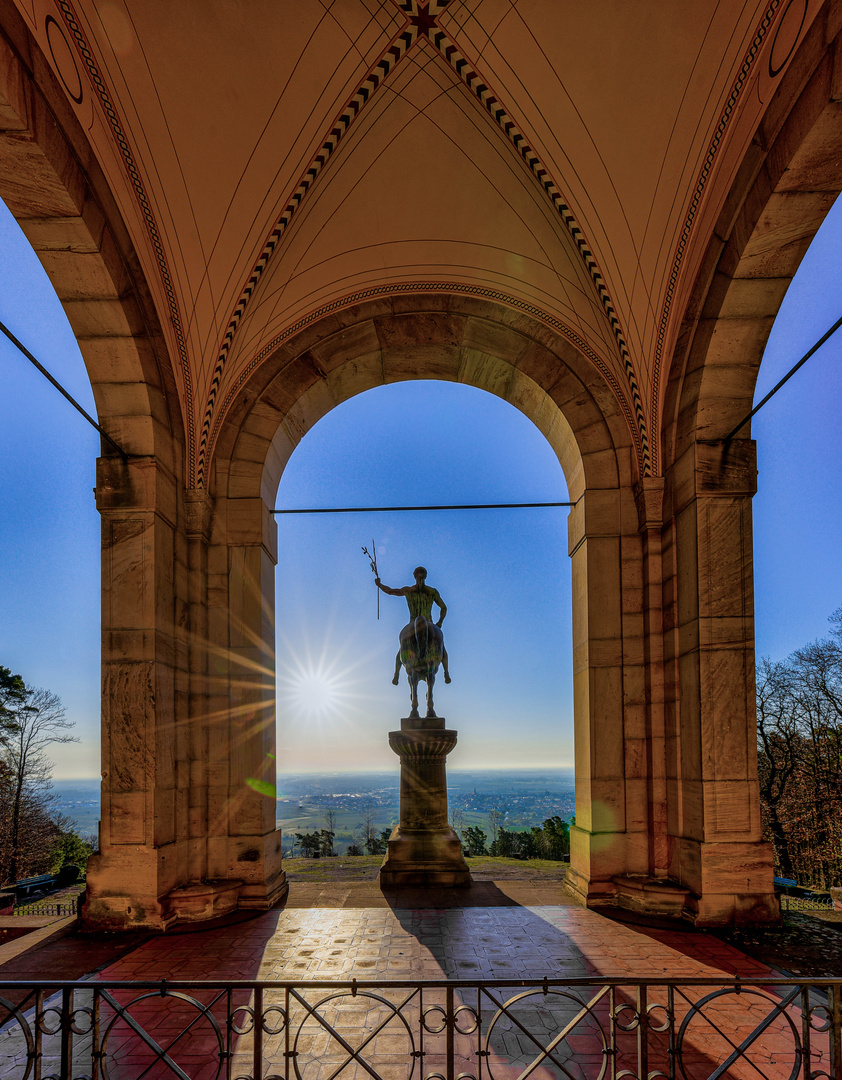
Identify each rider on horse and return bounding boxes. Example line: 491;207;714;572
375;567;451;715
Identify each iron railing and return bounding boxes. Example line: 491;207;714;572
12;903;77;917
0;975;840;1079
780;894;835;912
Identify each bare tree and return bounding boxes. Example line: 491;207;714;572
357;803;386;855
756;613;842;888
486;807;504;844
756;658;799;879
0;684;77;884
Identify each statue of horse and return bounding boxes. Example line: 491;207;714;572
394;615;451;718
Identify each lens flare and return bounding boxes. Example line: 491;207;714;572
276;642;368;725
246;777;276;799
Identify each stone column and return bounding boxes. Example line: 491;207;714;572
83;456;187;930
565;486;641;905
664;439;778;925
636;477;669;878
380;716;470;887
184;488;212;884
210;495;287;910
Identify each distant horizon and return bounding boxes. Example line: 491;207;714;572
55;764;576;784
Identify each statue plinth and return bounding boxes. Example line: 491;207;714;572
380;716;471;888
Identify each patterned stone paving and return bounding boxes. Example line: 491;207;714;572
95;903;773;983
0;894;833;1078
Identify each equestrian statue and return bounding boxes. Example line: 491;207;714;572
375;566;451;718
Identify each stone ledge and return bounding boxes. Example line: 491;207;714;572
237;873;289;911
0;916;78;968
613;875;691;918
164;879;243;922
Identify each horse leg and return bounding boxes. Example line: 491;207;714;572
392;650;401;686
408;672;419;718
425;672;436;718
442;645;451;684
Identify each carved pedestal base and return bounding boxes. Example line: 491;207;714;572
164;879;243;922
380;716;471;888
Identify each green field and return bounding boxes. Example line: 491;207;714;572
276;800;542;855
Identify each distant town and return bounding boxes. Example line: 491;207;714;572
55;769;576;856
274;769;575;854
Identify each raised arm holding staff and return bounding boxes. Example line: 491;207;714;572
375;566;451;718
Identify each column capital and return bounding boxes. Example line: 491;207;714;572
95;456;177;526
634;476;665;531
184;487;215;542
213;495;278;563
669;439;757;515
695;439;757;497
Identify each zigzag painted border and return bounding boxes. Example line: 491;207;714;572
649;0;781;473
427;28;651;476
55;0;196;472
195;0;649;483
195;22;420;486
204;282;643;473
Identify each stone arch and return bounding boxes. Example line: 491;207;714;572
655;3;842;924
208;292;652;914
0;12;199;927
217;297;633;502
664;3;842;463
0;10;181;466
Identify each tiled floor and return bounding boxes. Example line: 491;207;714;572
0;888;831;1079
96;902;773;984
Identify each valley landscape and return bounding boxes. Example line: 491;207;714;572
54;769;576;855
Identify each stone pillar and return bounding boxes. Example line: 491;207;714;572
83;469;287;929
663;439;778;925
211;495;287;910
184;488;212;885
564;487;641;906
380;716;470;887
83;457;186;930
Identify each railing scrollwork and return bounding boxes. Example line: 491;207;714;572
0;975;840;1079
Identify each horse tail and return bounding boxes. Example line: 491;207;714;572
414;616;428;661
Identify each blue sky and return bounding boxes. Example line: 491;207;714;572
1;195;840;778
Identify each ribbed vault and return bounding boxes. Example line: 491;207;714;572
3;0;826;485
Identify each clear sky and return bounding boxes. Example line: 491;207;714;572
1;194;840;778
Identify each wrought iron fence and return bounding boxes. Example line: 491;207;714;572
12;902;77;917
0;975;840;1079
780;894;835;912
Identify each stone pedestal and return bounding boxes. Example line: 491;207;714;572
380;716;471;888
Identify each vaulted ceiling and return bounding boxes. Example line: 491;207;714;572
10;0;822;480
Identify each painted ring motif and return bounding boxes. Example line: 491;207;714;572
768;0;808;77
45;15;83;103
